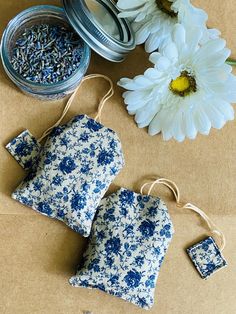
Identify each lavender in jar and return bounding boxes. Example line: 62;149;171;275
11;24;83;85
1;5;91;100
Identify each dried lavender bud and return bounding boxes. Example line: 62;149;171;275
11;24;83;84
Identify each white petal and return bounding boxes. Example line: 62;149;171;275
124;89;150;103
205;74;236;102
194;39;227;63
213;99;234;121
171;110;185;142
135;109;151;124
144;68;162;79
128;110;136;116
162;42;178;62
127;103;148;112
145;33;162;53
133;75;152;87
149;52;162;65
135;101;161;127
148;120;161;136
148;111;163;136
194;49;231;70
198;64;232;82
220;74;236;102
183;109;198;140
185;27;202;52
118;78;135;89
207;28;221;38
193;106;211;135
135;11;149;22
183;4;208;25
149;105;177;140
117;0;146;10
160;108;178;141
118;11;140;18
207;38;227;52
135;24;151;44
172;24;186;50
204;102;226;129
154;56;171;71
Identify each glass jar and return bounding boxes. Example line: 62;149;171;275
0;5;91;100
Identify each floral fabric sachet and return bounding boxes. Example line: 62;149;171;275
8;115;124;237
70;188;174;309
6;129;41;171
187;237;227;279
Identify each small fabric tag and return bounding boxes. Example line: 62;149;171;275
186;236;227;279
6;130;41;170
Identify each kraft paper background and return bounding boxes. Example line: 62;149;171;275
0;1;235;313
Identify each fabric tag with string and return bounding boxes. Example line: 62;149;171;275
141;178;227;279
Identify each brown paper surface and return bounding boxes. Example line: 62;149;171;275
0;0;236;313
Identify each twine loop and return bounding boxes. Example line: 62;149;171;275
38;74;114;142
140;178;226;251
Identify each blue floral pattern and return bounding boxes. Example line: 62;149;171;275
186;237;227;279
6;130;41;170
69;188;174;309
10;115;124;237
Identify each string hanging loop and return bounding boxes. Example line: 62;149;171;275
38;74;114;142
140;177;226;251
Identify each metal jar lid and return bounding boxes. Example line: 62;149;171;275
62;0;135;62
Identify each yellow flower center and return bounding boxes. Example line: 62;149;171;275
171;76;190;92
170;71;197;97
156;0;177;17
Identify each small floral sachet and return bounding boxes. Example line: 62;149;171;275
6;129;41;170
187;237;227;279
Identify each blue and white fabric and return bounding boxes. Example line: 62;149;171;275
70;188;174;309
7;114;124;237
6;129;41;170
187;236;227;279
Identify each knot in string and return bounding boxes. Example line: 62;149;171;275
140;178;226;251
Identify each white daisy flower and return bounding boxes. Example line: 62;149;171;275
118;24;236;142
117;0;220;52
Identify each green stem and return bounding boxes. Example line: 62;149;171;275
226;58;236;66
